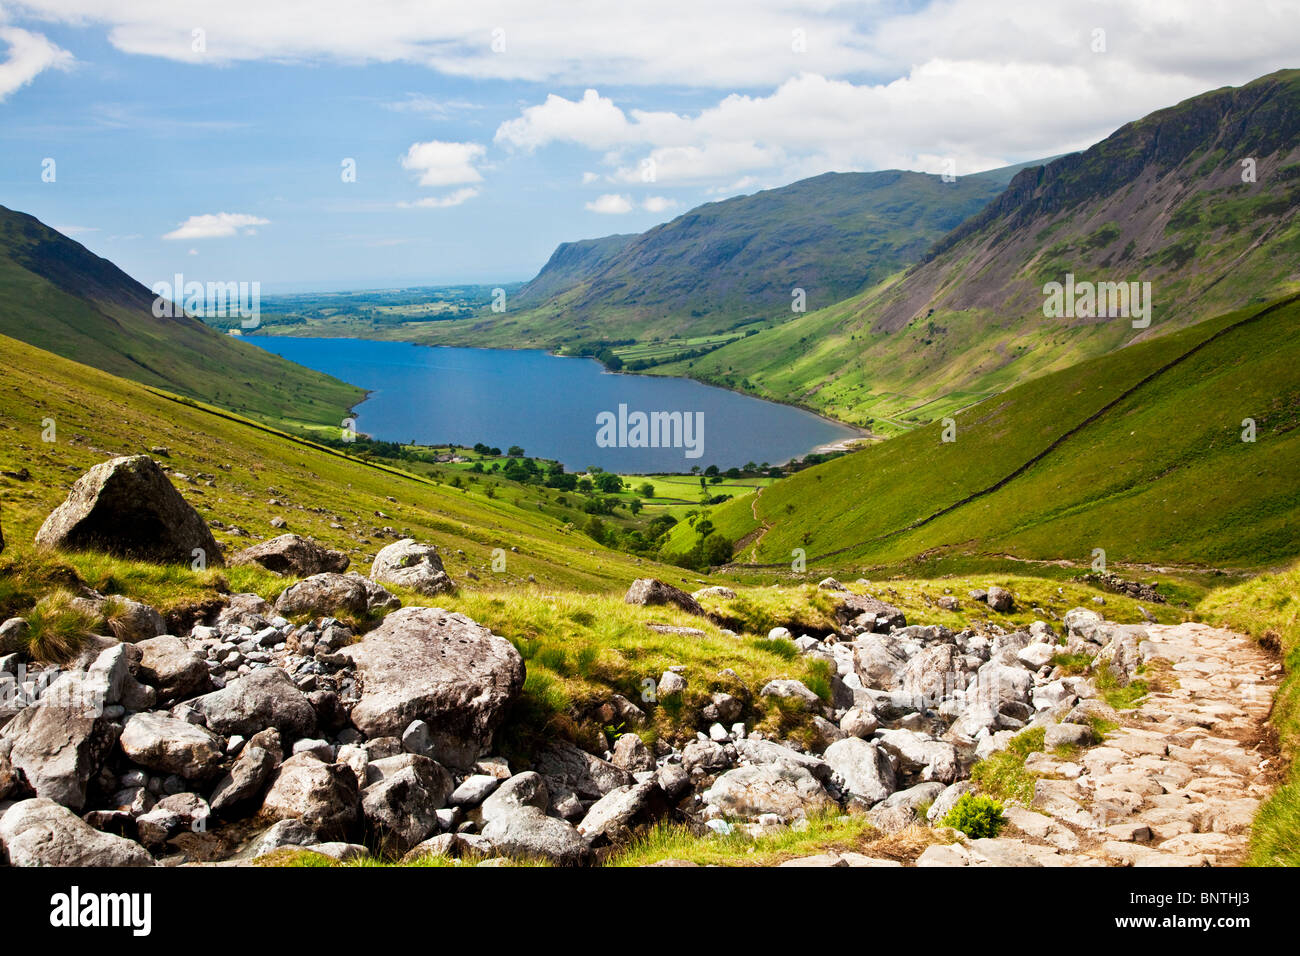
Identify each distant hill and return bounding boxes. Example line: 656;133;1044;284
407;162;1037;349
0;206;362;426
672;70;1300;430
664;293;1300;573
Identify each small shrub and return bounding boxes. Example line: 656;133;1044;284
752;637;797;660
941;793;1006;838
23;589;100;664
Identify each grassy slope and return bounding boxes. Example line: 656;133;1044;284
1198;563;1300;866
662;295;1300;573
0;332;697;597
668;70;1300;430
0;206;363;426
375;166;1025;351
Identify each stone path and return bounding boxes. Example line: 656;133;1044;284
792;622;1283;868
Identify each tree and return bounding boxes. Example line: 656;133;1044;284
628;498;643;515
701;533;732;567
507;445;525;458
638;482;655;498
594;472;623;494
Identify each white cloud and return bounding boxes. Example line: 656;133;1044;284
400;140;485;187
641;196;677;213
398;187;480;209
0;24;72;101
580;171;600;185
162;212;269;240
585;194;634;214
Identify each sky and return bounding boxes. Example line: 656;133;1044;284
0;0;1297;292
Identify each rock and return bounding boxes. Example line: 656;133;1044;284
901;643;964;704
733;738;832;781
623;579;705;616
611;733;655;773
655;762;691;800
1018;642;1056;670
853;635;910;690
251;818;320;854
0;798;155;866
1044;722;1095;749
702;764;833;822
479;771;549;824
260;753;360;840
1064;607;1105;643
818;577;849;592
656;671;687;697
937;596;960;611
230;534;350;576
986;586;1015;612
340;607;524;769
209;737;278;813
835;594;906;631
449;774;501;807
1;702;117;810
135;635;211;705
701;692;743;723
877;729;959;784
534;741;633;800
577;780;658;843
370;539;455;595
400;719;435;757
692;586;735;600
361;753;454;852
682;739;731;774
840;706;879;738
274;572;399;618
767;626;793;641
34;455;223;565
824;738;896;804
190;667;317;740
882;781;947;812
926;780;974;822
0;617;28;655
120;712;225;780
136;792;210;849
867;804;917;834
102;597;166;643
480;806;588;864
759;679;822;709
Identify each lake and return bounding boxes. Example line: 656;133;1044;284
251;337;857;473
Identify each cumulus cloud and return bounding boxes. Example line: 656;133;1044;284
585;193;634;214
400;140;485;187
641;196;678;213
0;24;72;101
162;212;269;240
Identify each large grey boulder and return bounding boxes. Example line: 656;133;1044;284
836;594;906;631
274;572;399;618
34;455;223;566
853;635;910;691
1;703;118;810
210;733;279;813
0;798;155;866
480;806;588;864
876;729;959;784
120;712;224;780
340;607;524;769
533;740;633;801
479;771;549;824
260;752;360;840
370;539;455;596
361;753;454;852
577;780;658;844
702;764;833;822
230;534;350;577
134;635;211;705
824;738;896;804
102;596;165;643
189;667;317;740
623;578;705;616
733;737;832;782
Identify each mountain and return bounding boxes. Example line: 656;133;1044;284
669;70;1300;431
404;162;1037;351
0;206;362;426
663;293;1300;574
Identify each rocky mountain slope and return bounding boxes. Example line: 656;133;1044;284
670;70;1300;429
0;206;362;426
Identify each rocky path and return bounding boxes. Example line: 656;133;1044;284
914;622;1281;867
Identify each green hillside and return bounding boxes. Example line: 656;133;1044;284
669;70;1300;430
0;332;702;598
384;163;1032;353
663;294;1300;574
0;205;363;427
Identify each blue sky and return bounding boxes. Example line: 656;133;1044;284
1;1;1296;292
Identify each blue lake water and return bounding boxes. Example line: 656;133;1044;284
251;337;856;473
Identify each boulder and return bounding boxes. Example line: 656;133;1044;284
853;635;909;691
370;539;455;595
479;771;549;824
119;712;224;780
876;729;959;784
34;455;223;565
986;586;1015;612
274;572;399;618
448;774;501;807
230;534;350;577
759;679;822;710
702;764;833;822
611;733;655;773
189;667;317;740
0;798;155;866
900;643;965;705
480;805;588;864
824;738;896;804
136;792;210;850
733;737;832;782
1;703;118;810
340;608;524;769
209;735;279;813
361;753;454;852
577;780;658;843
134;635;211;705
623;578;705;616
926;780;975;823
102;597;165;643
260;753;360;840
835;594;906;631
533;740;633;800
